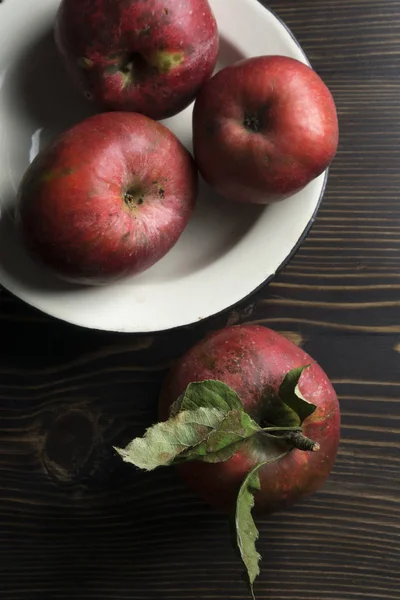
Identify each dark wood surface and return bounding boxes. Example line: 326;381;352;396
1;1;400;598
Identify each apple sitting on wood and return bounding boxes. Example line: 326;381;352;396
193;55;339;204
55;0;219;120
116;325;340;598
17;112;197;284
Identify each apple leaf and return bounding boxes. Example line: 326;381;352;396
235;451;289;599
169;380;243;417
278;365;317;424
116;374;318;474
179;410;261;463
196;440;246;464
235;462;264;600
114;407;227;470
115;381;262;470
265;394;301;428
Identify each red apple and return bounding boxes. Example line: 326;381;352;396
159;325;340;514
193;55;339;204
54;0;219;120
17;112;197;284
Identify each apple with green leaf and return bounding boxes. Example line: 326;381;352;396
115;325;340;598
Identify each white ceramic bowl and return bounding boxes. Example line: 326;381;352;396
0;0;327;332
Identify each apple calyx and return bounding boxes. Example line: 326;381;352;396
244;112;262;133
121;52;148;83
114;49;185;87
124;187;145;209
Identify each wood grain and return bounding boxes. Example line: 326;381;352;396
0;1;399;599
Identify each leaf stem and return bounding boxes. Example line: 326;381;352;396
260;425;301;442
261;426;302;433
257;450;290;466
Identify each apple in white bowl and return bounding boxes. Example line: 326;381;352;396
54;0;219;120
16;112;198;285
193;55;339;204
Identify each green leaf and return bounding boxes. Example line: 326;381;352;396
235;463;263;600
169;380;243;417
265;394;301;428
278;365;317;424
115;381;261;471
198;440;246;463
114;407;226;470
178;410;261;463
235;452;289;599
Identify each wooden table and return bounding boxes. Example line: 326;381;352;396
1;1;399;598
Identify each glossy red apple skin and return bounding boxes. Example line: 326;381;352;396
193;55;339;204
159;325;340;514
55;0;219;120
17;112;197;285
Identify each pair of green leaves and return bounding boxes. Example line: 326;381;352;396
115;380;262;470
115;365;317;600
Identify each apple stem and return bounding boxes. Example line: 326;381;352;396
282;431;320;452
260;428;320;452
